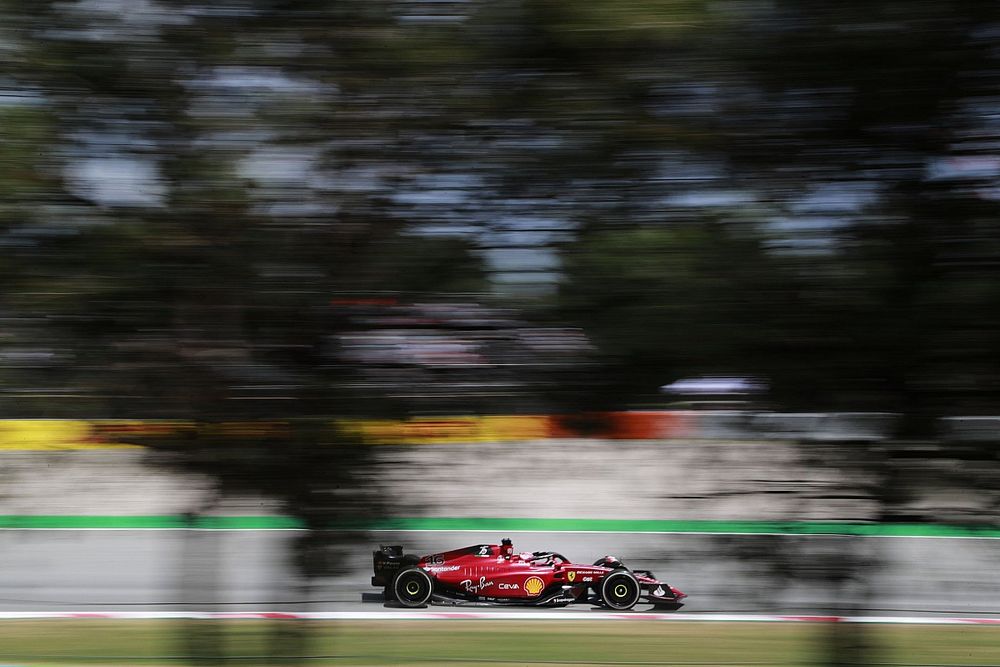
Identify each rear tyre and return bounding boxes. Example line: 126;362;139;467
393;567;433;607
600;570;641;610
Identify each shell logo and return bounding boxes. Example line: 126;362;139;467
524;576;545;596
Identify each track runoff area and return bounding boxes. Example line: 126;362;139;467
3;519;1000;625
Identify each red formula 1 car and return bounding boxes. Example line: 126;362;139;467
372;538;686;610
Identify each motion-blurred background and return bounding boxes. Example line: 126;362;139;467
3;0;1000;423
2;1;1000;665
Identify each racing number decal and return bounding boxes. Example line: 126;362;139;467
524;577;545;596
477;545;490;557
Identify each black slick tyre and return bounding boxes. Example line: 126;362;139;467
393;567;433;607
600;570;641;610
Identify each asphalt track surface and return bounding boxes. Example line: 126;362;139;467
2;529;1000;618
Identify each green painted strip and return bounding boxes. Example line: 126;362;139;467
1;515;999;537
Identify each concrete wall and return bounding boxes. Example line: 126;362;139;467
3;439;998;525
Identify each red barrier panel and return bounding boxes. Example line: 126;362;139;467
547;411;694;440
607;411;694;439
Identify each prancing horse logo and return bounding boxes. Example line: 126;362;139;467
567;571;576;582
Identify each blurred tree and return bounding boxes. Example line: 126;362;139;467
1;0;998;427
541;0;1000;424
560;219;792;407
720;0;1000;429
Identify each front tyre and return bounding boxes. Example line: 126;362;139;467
393;567;434;608
600;570;641;610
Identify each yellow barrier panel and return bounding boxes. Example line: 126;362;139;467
480;415;549;441
337;415;550;444
0;420;139;450
337;417;480;444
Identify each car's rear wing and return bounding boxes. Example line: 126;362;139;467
372;545;408;587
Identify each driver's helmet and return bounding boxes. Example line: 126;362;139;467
501;537;513;559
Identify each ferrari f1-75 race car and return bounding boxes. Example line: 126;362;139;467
372;538;686;610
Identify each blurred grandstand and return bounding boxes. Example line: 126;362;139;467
328;295;598;414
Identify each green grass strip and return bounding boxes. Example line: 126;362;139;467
1;515;1000;537
3;619;1000;666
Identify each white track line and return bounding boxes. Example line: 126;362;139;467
1;611;998;624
